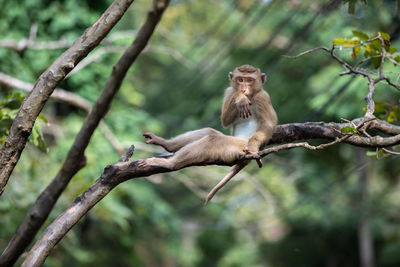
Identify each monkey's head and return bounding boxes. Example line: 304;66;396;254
229;64;266;97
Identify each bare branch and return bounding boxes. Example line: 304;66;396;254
378;33;386;79
0;71;91;112
118;145;135;162
382;148;400;155
0;30;135;52
365;77;375;117
283;46;330;58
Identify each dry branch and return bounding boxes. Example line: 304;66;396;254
0;0;135;196
0;0;171;266
0;71;91;112
21;117;400;266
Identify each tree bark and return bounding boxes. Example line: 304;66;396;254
0;0;134;196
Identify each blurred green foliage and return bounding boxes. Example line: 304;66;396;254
1;0;400;266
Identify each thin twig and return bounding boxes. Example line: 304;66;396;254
283;46;330;58
382;148;400;155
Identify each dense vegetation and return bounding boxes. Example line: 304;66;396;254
1;0;400;266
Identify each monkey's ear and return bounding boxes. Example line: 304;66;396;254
228;72;233;81
261;73;267;83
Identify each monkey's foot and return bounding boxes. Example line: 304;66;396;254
137;157;170;169
243;148;263;168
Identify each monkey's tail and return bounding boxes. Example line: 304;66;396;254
204;160;250;206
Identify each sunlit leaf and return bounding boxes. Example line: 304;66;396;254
333;38;351;45
352;30;369;40
38;114;48;123
333;38;359;48
351;46;361;59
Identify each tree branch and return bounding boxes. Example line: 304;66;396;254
0;71;91;112
1;0;171;265
0;71;162;155
285;36;400;118
0;0;135;196
22;117;400;266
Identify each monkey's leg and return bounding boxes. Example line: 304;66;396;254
138;135;247;169
143;128;222;152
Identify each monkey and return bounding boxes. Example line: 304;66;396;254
137;64;277;204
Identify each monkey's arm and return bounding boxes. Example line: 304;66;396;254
221;87;239;127
246;91;277;153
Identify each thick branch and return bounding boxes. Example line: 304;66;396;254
22;117;400;266
1;0;171;266
271;120;400;147
0;0;135;196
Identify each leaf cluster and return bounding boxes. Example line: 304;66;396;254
333;30;399;68
0;92;47;151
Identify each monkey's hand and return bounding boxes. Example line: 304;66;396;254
243;147;262;168
235;94;252;118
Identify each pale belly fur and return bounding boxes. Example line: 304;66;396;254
232;118;257;140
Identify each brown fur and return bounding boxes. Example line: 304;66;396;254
223;65;277;154
138;64;277;175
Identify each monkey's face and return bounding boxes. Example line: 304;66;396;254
237;76;255;96
230;72;260;97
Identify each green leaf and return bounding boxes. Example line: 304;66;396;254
369;39;382;52
352;30;369;40
37;114;48;123
341;126;361;135
392;107;400;121
371;57;382;69
380;32;390;42
31;124;48;153
333;38;350;45
394;56;400;63
352;46;361;59
366;149;386;159
389;47;398;54
374;101;391;113
333;38;359;47
387;111;396;123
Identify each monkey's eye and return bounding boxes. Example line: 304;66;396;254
237;77;244;82
246;78;254;83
